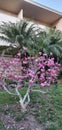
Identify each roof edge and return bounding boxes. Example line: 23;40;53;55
24;0;62;16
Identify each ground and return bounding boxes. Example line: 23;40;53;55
0;104;44;130
0;84;62;130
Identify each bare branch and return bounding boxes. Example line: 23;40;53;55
32;89;48;93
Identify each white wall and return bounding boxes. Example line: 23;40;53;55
0;12;20;46
0;12;19;23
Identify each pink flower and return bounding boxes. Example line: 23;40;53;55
0;82;2;86
47;58;54;66
51;70;57;77
23;46;27;51
46;83;50;87
0;52;61;91
29;80;34;85
18;84;22;88
43;53;47;56
17;52;21;57
39;52;42;55
40;83;45;87
29;88;32;92
23;61;27;64
39;75;45;82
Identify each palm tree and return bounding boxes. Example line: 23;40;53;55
36;28;62;62
0;20;62;61
0;20;38;56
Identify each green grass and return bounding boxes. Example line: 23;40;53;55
0;84;62;130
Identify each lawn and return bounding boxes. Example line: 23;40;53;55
0;84;62;130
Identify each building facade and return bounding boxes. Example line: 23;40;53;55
0;0;62;30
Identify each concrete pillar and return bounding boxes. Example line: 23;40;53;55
18;9;23;20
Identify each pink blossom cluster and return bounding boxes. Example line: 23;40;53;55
0;52;61;89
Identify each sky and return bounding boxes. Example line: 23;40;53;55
34;0;62;13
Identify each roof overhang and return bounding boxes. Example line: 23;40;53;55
0;0;23;14
0;0;62;25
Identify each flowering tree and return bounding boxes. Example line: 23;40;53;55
0;51;61;111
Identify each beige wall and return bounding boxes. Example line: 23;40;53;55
53;18;62;31
0;9;62;32
0;10;17;17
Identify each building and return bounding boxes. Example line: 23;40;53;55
0;0;62;30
